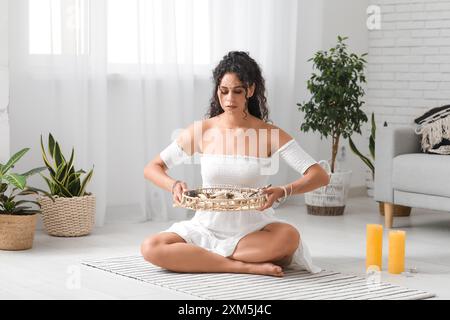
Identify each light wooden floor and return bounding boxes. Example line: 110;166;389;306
1;196;449;300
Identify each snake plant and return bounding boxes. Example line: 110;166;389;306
40;133;94;198
0;148;52;215
349;112;375;179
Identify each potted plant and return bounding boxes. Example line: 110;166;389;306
349;112;375;197
297;36;368;216
39;133;95;237
0;148;52;250
349;118;411;217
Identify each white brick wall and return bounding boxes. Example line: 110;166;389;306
0;0;9;163
367;0;450;126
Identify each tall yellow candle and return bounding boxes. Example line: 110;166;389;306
388;230;406;274
366;224;383;270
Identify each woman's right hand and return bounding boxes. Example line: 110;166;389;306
172;181;188;205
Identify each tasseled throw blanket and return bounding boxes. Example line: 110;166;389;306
415;105;450;155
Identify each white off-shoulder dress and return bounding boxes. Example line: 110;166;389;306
159;139;322;273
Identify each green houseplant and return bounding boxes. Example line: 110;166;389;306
38;133;96;237
297;36;368;216
0;148;52;250
349;118;411;217
349;112;375;181
349;112;375;199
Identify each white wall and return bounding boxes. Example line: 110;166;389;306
0;0;9;163
2;0;371;200
294;0;370;195
321;0;370;191
367;0;450;125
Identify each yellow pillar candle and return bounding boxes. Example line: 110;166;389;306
366;224;383;270
388;230;406;274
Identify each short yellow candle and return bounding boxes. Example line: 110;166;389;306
366;224;383;270
388;230;406;274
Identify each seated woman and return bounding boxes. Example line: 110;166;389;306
142;51;330;277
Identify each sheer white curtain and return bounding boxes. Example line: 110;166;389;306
8;0;301;226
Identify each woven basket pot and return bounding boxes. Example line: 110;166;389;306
38;194;96;237
305;160;352;216
0;214;38;251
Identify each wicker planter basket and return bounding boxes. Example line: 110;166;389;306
174;186;267;211
307;205;347;216
305;160;352;216
0;214;38;251
38;194;96;237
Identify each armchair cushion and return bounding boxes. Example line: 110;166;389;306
392;153;450;198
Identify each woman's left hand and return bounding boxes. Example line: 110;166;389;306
258;186;285;211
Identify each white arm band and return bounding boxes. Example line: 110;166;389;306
159;140;192;169
278;139;317;175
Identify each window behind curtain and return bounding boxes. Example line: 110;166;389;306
28;0;210;65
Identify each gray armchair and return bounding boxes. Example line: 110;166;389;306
374;126;450;228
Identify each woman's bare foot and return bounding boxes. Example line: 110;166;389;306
246;262;284;277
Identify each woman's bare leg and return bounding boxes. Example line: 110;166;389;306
141;232;284;277
230;222;300;266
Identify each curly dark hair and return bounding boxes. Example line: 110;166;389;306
206;51;270;122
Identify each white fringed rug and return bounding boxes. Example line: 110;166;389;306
81;256;435;300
